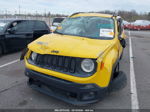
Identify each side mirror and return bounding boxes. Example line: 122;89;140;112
7;28;15;34
50;26;57;33
119;37;126;48
118;18;123;36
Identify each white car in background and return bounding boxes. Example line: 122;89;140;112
132;20;150;26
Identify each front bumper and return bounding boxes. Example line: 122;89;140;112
25;68;108;105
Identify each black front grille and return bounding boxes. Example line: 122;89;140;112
34;54;76;73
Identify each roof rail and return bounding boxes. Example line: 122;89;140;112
69;12;85;17
70;12;118;18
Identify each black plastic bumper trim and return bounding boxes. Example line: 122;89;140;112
25;68;108;105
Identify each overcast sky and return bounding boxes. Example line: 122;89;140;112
0;0;150;15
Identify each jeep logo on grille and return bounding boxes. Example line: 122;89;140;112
51;50;59;53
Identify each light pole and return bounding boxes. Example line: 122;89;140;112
19;5;20;15
5;9;7;19
48;11;51;26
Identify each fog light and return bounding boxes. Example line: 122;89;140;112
84;84;95;89
81;92;96;100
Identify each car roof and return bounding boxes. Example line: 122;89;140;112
0;19;44;23
70;12;113;18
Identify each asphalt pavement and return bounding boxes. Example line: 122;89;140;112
0;30;150;111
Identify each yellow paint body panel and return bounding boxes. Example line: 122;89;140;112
71;13;113;18
25;13;124;88
28;34;114;59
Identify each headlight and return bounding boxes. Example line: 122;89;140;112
31;52;37;61
81;59;95;73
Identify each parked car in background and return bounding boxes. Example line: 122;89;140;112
50;17;65;32
0;19;50;55
123;20;150;30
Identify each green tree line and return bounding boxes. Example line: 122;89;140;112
1;10;150;22
98;10;150;22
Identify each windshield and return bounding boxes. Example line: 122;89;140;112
0;21;8;33
55;16;114;39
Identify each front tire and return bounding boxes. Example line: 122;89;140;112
109;71;127;92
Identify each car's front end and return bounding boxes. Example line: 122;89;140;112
25;52;110;104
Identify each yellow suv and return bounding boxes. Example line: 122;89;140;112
22;12;127;105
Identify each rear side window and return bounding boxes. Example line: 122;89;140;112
34;21;47;30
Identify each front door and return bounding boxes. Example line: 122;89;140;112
5;20;34;51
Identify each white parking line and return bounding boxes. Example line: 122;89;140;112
129;31;139;111
0;59;19;69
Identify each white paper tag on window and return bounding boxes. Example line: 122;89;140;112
100;29;114;38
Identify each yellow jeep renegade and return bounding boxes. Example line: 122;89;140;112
22;12;127;105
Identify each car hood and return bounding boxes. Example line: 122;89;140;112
28;34;114;59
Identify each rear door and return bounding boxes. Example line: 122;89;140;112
23;21;35;45
33;21;50;40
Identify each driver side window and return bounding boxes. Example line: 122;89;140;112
9;21;33;33
12;21;27;33
8;21;18;31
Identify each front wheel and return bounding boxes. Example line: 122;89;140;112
109;71;127;92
